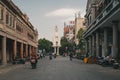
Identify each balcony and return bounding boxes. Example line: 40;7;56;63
84;0;120;38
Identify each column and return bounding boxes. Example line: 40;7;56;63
92;35;95;56
2;36;7;65
85;39;88;54
26;44;28;57
20;43;23;59
102;33;105;57
57;47;59;56
96;32;99;57
104;28;108;57
112;22;118;58
54;47;56;54
86;39;90;57
89;36;92;56
13;40;17;59
29;46;31;58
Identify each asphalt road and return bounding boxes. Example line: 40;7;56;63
0;56;120;80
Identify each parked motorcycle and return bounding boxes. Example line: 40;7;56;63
30;58;37;69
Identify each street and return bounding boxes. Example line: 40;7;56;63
0;56;120;80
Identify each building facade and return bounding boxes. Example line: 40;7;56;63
84;0;120;59
75;14;86;45
0;0;38;65
64;22;75;42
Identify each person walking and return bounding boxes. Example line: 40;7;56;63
49;52;52;60
30;53;38;69
69;52;73;61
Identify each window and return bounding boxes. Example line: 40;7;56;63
16;24;23;33
6;13;9;24
10;15;12;26
12;17;15;28
28;33;34;40
9;15;14;28
0;7;3;20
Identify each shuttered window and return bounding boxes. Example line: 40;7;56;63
0;7;3;20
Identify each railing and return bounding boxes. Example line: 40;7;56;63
84;0;120;38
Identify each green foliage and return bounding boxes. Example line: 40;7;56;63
77;28;84;41
77;28;86;54
38;38;53;53
60;37;75;55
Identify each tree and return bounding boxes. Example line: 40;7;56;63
77;28;86;55
60;37;75;55
38;38;53;53
77;28;84;41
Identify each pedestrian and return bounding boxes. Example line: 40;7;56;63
54;53;56;58
49;52;52;60
31;53;38;63
69;52;73;61
41;53;44;59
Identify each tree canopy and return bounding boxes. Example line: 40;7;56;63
38;38;53;53
77;28;86;55
60;37;75;55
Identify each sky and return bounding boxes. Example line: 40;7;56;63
12;0;87;41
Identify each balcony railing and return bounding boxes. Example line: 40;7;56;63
84;0;120;38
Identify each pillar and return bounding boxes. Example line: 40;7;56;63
13;40;17;59
2;36;7;65
26;44;28;57
96;32;99;57
29;46;31;58
54;47;56;54
20;43;23;59
102;33;105;57
104;28;108;57
57;47;59;56
85;39;88;54
89;36;92;56
92;35;95;56
112;21;118;58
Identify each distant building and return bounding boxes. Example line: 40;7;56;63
74;13;86;45
84;0;120;58
53;26;60;55
0;0;38;65
64;21;75;42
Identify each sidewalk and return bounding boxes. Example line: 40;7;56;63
0;63;12;69
0;63;27;74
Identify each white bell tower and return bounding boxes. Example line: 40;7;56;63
53;26;60;56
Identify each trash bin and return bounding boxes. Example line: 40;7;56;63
84;57;88;64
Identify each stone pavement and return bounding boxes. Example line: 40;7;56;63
0;62;28;74
0;56;120;80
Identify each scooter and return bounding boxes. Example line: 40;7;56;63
30;58;37;69
70;57;72;61
49;55;52;60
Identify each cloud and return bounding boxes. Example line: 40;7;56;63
45;8;80;17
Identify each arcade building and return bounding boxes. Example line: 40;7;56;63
0;0;38;65
84;0;120;59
